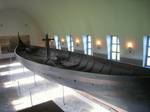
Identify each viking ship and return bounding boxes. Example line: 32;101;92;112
15;36;150;112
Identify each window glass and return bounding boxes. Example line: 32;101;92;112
143;36;150;67
88;43;91;48
107;35;120;61
83;36;87;55
82;35;92;55
112;36;117;43
147;58;150;66
111;36;120;61
66;35;74;52
112;52;116;60
54;35;61;50
88;36;91;42
117;53;120;61
112;45;117;52
148;48;150;56
88;49;92;55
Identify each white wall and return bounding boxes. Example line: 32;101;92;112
0;9;42;45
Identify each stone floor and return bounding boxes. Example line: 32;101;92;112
0;59;111;112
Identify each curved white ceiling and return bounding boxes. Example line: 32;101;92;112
0;0;150;35
0;0;52;32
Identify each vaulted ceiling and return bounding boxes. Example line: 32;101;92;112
1;0;150;35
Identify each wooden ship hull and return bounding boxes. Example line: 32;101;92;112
15;38;150;112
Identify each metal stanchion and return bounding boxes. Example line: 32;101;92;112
9;48;12;81
17;81;21;95
29;91;33;106
62;85;65;106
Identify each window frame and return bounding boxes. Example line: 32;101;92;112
107;35;120;61
66;35;74;52
83;35;93;55
54;35;61;50
144;36;150;67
